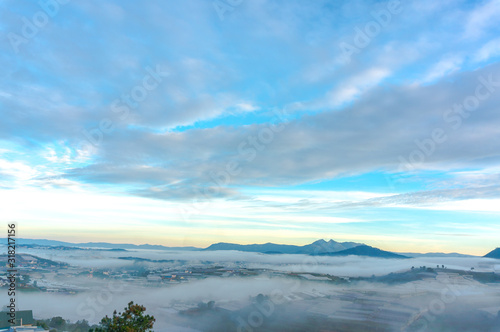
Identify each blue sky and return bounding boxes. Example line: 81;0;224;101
1;0;500;254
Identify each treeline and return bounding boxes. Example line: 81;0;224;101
35;301;154;332
35;317;98;331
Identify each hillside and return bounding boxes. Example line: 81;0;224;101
315;245;409;259
484;248;500;259
0;253;68;267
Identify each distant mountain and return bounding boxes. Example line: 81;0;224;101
301;239;362;254
8;238;409;258
18;244;127;252
0;253;68;267
16;238;75;247
204;239;364;255
8;238;200;251
75;242;200;251
400;252;476;258
204;242;302;254
316;245;409;259
484;248;500;259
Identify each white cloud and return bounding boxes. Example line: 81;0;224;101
236;102;259;112
421;198;500;212
326;67;391;108
417;55;463;84
464;0;500;38
0;159;38;182
45;146;74;164
473;37;500;62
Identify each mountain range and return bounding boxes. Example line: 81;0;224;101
8;238;406;258
5;238;496;259
204;239;362;255
12;238;199;251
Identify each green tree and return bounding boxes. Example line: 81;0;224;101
71;319;91;332
49;316;67;330
35;320;49;330
90;301;155;332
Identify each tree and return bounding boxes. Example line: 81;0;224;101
49;316;67;330
90;301;155;332
36;321;49;330
72;319;91;332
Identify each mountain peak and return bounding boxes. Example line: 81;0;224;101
484;247;500;259
311;239;339;245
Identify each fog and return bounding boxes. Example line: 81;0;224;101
3;247;500;331
21;247;499;276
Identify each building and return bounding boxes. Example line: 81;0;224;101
0;310;43;331
0;328;46;332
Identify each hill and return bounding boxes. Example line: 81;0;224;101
400;252;476;258
0;253;68;267
315;245;409;259
204;242;302;254
484;248;500;259
9;238;200;251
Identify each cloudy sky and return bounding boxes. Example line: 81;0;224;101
1;0;500;254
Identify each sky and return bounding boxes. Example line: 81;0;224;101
1;0;500;255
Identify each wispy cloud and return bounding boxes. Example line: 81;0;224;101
417;55;463;84
474;37;500;62
464;0;500;38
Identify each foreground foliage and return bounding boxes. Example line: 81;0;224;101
90;301;155;332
